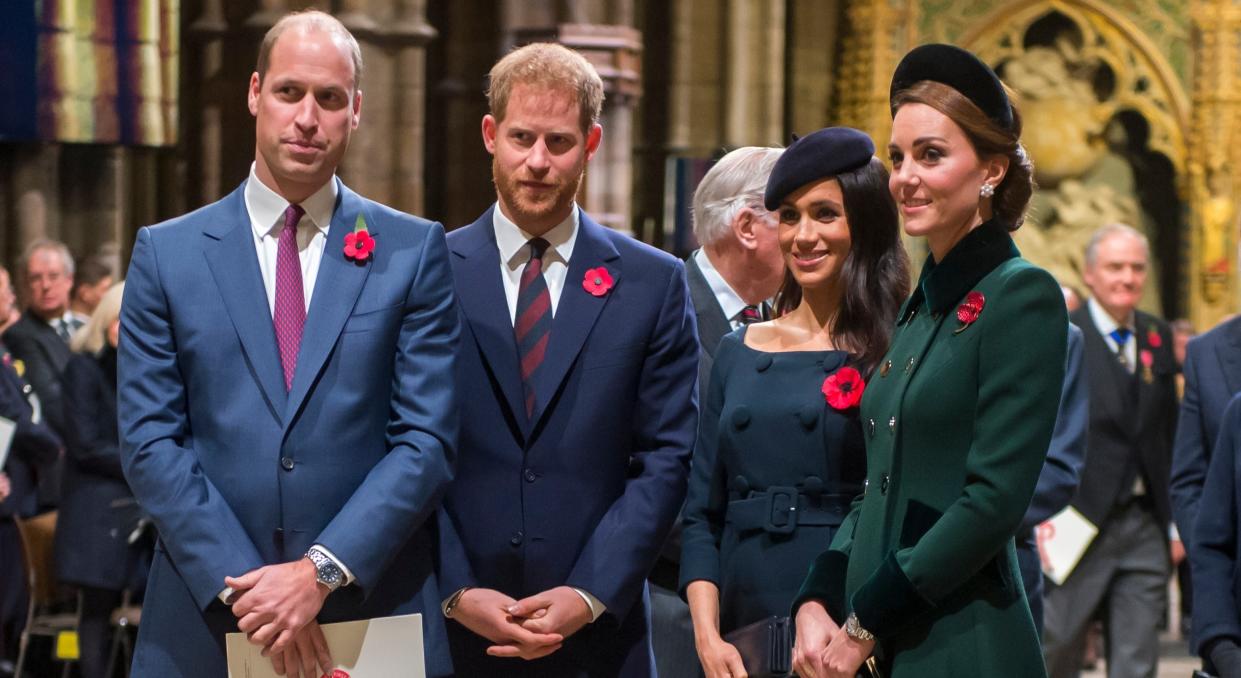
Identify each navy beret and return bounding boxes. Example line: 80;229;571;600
889;43;1013;132
763;127;875;211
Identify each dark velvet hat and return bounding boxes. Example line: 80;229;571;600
762;127;875;211
889;43;1014;132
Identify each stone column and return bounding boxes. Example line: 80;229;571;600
723;0;784;147
185;0;228;204
1187;0;1241;329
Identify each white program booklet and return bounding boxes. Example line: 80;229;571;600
226;614;424;678
0;415;16;470
1037;505;1099;586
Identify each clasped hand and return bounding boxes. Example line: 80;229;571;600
792;601;875;678
226;558;333;678
452;585;592;660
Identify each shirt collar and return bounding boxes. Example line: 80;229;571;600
244;163;336;239
1087;297;1134;336
492;202;579;269
901;218;1020;321
693;248;748;322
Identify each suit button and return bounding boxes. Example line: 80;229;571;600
510;531;524;546
524;469;537;483
888;416;896;433
880;474;889;495
280;457;294;471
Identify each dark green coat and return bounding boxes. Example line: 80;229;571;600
796;221;1066;677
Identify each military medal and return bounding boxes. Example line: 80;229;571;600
1140;349;1154;384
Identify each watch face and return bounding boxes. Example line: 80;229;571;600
319;563;343;586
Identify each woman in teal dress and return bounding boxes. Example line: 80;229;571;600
680;127;909;678
791;45;1068;678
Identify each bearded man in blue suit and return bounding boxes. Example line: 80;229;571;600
437;43;700;676
118;11;458;678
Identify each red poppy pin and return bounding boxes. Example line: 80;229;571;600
822;366;865;411
326;670;350;678
953;291;985;334
1146;328;1162;348
343;214;375;263
583;267;614;297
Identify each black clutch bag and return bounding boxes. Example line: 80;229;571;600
722;615;885;678
724;615;791;677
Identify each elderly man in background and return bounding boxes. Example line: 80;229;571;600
648;146;784;676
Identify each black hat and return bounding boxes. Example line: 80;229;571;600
889;43;1013;132
763;127;875;211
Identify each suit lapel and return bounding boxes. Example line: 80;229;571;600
529;214;621;427
685;252;731;356
202;184;287;419
284;180;372;427
1220;321;1241;395
450;208;527;430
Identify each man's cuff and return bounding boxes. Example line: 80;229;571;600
312;543;355;586
572;587;606;622
1170;523;1180;541
219;587;234;605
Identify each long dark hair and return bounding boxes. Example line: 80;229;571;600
773;157;910;376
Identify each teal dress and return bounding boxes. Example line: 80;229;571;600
795;220;1066;677
680;327;865;633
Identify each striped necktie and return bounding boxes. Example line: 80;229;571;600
515;238;552;418
736;304;764;325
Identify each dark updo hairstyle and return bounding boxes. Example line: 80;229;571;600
891;80;1035;230
773;157;911;376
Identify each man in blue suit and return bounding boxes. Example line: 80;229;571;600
1173;314;1241;550
118;11;458;678
437;43;700;676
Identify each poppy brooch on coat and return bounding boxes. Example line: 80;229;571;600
822;366;865;411
583;267;614;297
343;214;375;263
1146;327;1162;348
953;291;986;334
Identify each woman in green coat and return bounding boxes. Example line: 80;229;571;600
791;44;1067;678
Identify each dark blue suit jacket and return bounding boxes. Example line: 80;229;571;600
0;343;62;519
1015;324;1088;631
1173;315;1241;550
1191;392;1241;655
439;207;699;677
118;180;459;677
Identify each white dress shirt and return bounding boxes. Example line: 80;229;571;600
492;203;579;323
693;248;751;330
1087;297;1137;373
244;164;335;315
218;168;353;604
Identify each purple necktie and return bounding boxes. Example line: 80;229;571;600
274;204;306;391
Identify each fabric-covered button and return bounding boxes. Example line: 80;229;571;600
754;354;773;372
281;457;295;471
731;406;752;429
731;476;751;494
802;476;823;494
798;404;819;429
821;353;846;373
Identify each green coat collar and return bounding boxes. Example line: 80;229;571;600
900;219;1020;323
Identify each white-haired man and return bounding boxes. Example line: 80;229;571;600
649;146;784;677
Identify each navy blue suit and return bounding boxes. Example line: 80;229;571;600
439;207;699;677
118;180;459;677
1191;392;1241;656
1015;323;1088;633
1173;315;1241;551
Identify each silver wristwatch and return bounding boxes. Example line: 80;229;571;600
844;612;875;642
306;546;344;592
